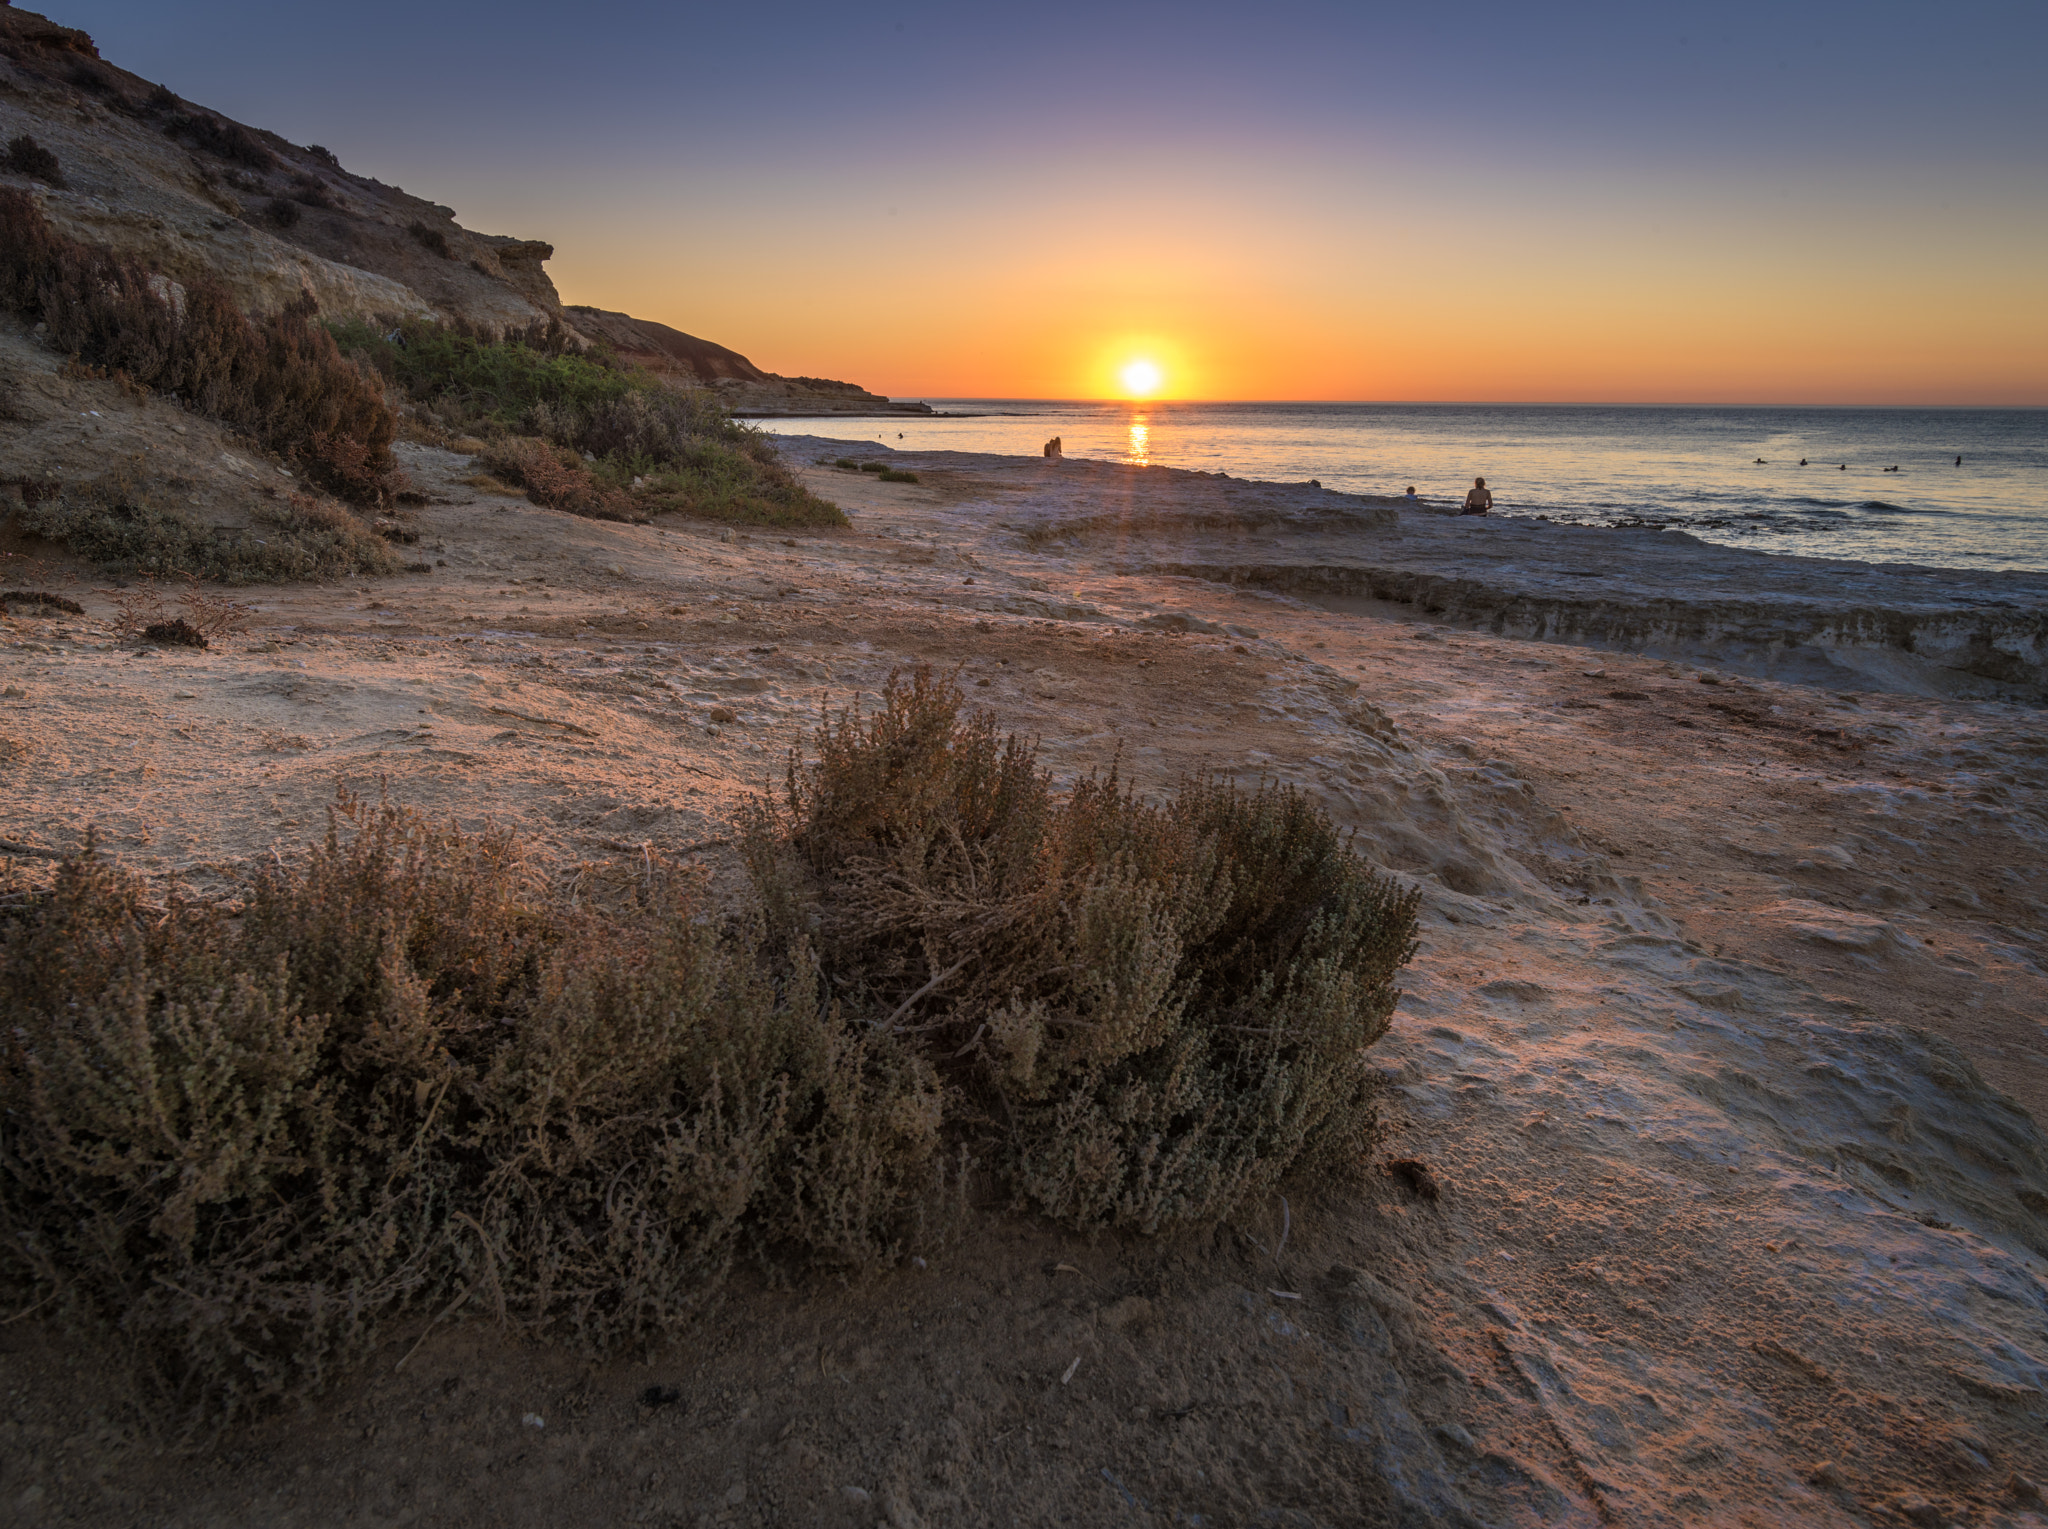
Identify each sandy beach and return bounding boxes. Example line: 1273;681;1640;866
2;438;2044;1527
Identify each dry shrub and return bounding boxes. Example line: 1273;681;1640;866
406;221;451;258
0;794;943;1428
101;574;256;641
4;134;64;187
746;667;1420;1232
0;189;401;505
474;438;636;522
161;111;274;169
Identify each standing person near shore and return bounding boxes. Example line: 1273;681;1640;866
1462;477;1493;515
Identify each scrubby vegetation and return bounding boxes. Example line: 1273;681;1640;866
160;110;274;170
13;464;398;581
0;190;402;508
4;133;63;187
406;221;451;258
0;672;1414;1427
335;319;847;528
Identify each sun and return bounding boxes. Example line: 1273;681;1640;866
1120;359;1163;397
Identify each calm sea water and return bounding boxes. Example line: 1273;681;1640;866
761;402;2048;573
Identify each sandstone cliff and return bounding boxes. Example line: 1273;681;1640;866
0;6;923;412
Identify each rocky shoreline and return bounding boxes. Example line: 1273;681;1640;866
819;440;2048;702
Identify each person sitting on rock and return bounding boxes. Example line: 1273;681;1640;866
1403;486;1420;503
1461;477;1493;515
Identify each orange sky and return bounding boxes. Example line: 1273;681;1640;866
93;0;2048;405
534;155;2046;404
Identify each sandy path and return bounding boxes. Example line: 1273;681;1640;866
1;442;2044;1527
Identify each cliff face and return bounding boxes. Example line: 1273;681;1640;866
0;6;921;411
0;8;552;329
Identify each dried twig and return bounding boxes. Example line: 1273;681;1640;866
878;956;970;1032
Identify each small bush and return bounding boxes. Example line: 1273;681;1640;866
106;576;259;640
472;437;636;523
162;111;274;169
66;58;115;95
260;197;301;230
288;174;336;210
859;461;886;472
877;469;918;484
0;190;403;509
142;84;180;115
4;134;63;187
833;457;860;469
406;221;451;258
746;668;1419;1232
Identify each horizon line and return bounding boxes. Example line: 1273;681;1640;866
880;397;2048;411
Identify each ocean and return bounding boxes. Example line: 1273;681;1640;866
759;402;2048;574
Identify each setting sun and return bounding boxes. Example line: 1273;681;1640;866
1120;359;1163;397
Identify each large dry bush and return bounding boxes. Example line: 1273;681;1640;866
747;668;1420;1232
0;189;401;506
0;796;941;1427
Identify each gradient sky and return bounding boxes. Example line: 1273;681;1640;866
54;0;2048;403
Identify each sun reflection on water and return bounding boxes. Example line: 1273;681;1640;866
1125;416;1150;466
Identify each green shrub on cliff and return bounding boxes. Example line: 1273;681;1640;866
334;319;845;528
